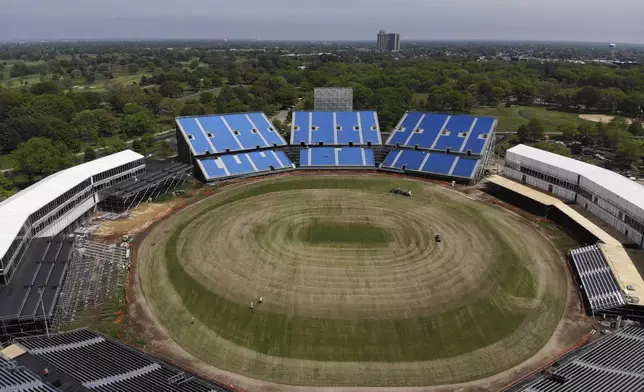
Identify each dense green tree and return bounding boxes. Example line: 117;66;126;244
187;75;202;91
517;124;530;142
141;133;154;148
600;88;627;112
616;139;642;167
127;63;139;74
72;109;120;141
628;122;644;136
159;98;183;117
513;83;537;104
132;139;146;155
123;103;146;115
557;122;580;140
180;101;207;116
528;118;545;140
30;94;77;121
106;138;127;155
0;172;14;201
576;86;602;109
10;61;30;78
30;81;61;95
0;116;50;151
199;92;215;104
532;141;572;157
11;138;75;182
84;147;97;161
553;88;577;109
120;112;154;137
159;81;183;98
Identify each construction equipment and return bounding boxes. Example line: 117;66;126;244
390;187;412;197
435;233;442;242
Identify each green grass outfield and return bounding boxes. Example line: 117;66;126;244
302;221;389;246
137;176;569;386
472;105;592;133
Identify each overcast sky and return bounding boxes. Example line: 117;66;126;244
2;0;643;43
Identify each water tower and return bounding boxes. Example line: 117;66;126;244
609;43;617;58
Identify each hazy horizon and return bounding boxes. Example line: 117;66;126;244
2;0;644;44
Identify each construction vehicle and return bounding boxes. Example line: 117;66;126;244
390;187;412;197
435;233;442;242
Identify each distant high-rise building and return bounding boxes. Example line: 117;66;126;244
376;30;400;52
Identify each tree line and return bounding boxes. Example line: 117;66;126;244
2;42;644;199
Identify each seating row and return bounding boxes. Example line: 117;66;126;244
198;150;294;180
386;112;495;155
18;329;231;392
380;149;480;179
299;147;375;167
291;111;381;146
177;112;287;155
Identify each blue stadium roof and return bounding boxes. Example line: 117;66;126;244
176;112;287;156
291;111;382;146
386;112;496;155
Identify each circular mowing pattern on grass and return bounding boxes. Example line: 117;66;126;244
138;176;567;387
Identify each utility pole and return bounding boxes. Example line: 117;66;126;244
38;287;50;338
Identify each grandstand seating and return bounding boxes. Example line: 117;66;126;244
16;329;233;391
291;111;381;146
176;113;286;155
386;112;495;155
380;149;479;179
0;356;60;392
570;245;626;311
517;326;644;391
0;237;73;326
197;150;294;181
100;161;191;212
299;147;375;167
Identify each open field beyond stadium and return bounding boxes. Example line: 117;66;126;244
472;105;592;133
136;175;568;387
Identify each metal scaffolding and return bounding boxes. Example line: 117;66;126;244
100;162;191;213
54;238;130;329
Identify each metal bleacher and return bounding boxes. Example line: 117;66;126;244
570;245;626;311
299;147;375;168
0;236;74;341
515;325;644;392
291;111;381;146
16;329;234;392
0;356;60;392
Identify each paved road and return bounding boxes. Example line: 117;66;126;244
271;110;289;124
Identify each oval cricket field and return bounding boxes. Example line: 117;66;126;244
137;175;568;387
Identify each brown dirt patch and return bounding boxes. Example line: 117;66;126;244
94;200;186;240
579;114;633;124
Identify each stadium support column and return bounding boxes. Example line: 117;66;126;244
176;127;192;165
38;288;50;338
476;135;496;184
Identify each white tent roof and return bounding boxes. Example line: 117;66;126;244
507;144;644;211
0;150;143;260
